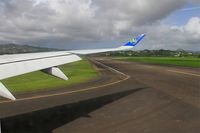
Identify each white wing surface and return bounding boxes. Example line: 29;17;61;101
0;52;81;100
0;52;81;80
0;34;145;100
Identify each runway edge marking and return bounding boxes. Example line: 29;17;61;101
0;60;130;104
167;70;200;77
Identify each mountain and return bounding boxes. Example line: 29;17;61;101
0;44;61;55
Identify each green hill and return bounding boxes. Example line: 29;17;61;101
0;44;60;55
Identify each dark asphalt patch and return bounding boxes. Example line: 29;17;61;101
2;87;145;133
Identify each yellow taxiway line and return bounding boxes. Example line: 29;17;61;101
0;60;130;104
167;70;200;77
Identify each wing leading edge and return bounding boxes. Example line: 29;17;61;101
0;34;145;100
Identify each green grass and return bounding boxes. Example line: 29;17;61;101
115;57;200;68
2;59;99;93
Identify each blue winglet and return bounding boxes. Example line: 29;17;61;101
124;34;146;46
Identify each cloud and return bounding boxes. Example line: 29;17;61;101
138;17;200;50
184;17;200;35
0;0;199;50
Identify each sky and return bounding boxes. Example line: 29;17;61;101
0;0;200;50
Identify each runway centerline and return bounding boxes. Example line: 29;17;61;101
167;70;200;77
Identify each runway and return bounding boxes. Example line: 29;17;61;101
1;57;200;133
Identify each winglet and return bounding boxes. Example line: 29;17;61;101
118;34;146;50
0;82;16;100
123;34;146;47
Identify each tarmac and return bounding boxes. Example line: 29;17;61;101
0;57;199;133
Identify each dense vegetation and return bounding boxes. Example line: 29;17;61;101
115;57;200;68
99;49;200;68
101;49;200;58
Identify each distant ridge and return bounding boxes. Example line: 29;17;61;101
98;49;200;57
0;44;61;55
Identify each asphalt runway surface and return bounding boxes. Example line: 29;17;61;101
0;57;199;133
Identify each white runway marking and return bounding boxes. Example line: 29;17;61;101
167;70;200;77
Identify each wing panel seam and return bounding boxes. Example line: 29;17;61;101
0;54;73;65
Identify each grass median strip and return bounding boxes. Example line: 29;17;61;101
115;57;200;68
2;59;99;93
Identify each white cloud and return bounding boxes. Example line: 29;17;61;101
184;17;200;35
0;0;199;50
137;17;200;50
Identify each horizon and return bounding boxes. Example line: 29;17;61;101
1;43;200;52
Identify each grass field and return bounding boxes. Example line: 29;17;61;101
115;57;200;68
2;59;99;93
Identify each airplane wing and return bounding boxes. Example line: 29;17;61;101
0;34;145;100
69;34;146;55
